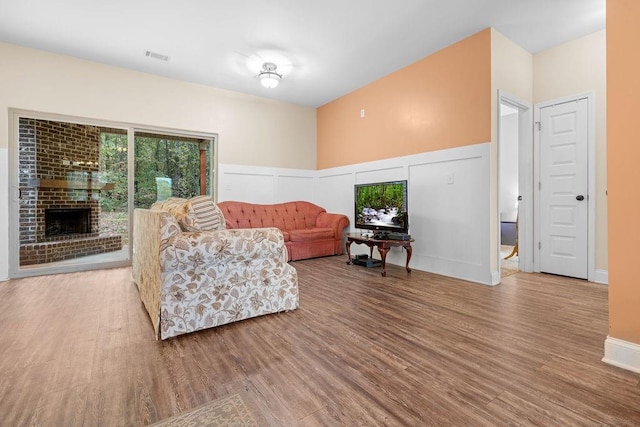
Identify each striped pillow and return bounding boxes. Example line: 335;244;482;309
185;196;226;232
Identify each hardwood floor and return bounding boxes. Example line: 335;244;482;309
1;257;638;426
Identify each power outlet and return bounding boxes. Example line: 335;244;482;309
446;173;454;184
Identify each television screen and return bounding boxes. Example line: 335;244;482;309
354;180;408;234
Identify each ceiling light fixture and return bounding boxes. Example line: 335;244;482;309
258;62;282;88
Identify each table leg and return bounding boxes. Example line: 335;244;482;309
405;245;412;273
378;246;390;277
346;240;353;264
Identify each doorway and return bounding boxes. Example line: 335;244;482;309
498;92;533;278
499;103;520;277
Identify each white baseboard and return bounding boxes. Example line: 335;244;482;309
602;336;640;374
594;269;608;284
491;270;501;285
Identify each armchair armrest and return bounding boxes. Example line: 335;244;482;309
160;227;289;271
133;208;182;339
315;212;350;239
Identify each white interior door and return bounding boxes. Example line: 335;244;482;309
539;98;588;279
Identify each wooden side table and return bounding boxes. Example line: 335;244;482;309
346;233;414;277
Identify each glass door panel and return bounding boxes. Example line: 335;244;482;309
99;129;130;253
15;117;129;272
133;131;213;209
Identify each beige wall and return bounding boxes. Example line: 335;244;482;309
491;29;533;274
491;29;533;140
533;30;607;272
0;42;317;168
0;41;317;281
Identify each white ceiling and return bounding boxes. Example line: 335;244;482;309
0;0;605;108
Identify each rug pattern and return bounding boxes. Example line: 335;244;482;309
152;394;257;427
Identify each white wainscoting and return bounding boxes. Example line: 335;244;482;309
217;164;316;204
317;143;492;285
219;143;493;285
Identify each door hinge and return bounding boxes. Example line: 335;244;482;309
538;182;542;191
535;121;541;131
539;242;542;250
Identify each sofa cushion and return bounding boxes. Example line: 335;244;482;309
218;201;326;230
288;228;334;242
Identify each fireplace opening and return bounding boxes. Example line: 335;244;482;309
45;208;91;237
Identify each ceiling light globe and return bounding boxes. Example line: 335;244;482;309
260;75;279;88
258;62;282;88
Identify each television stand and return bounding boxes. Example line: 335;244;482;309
346;233;414;277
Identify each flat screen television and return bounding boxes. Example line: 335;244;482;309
354;180;408;235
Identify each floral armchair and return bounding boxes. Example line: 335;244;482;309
133;196;299;340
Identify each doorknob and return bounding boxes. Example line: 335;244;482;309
576;195;585;201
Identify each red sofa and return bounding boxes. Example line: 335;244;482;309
217;201;349;261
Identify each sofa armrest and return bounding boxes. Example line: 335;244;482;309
160;227;289;271
315;212;350;239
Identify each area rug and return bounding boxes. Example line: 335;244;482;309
151;394;258;427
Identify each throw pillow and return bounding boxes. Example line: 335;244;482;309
187;195;226;231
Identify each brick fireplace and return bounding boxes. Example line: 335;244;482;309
19;118;122;266
45;208;91;236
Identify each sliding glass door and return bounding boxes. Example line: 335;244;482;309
9;111;216;278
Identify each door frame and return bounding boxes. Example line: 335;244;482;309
533;92;596;281
498;91;533;274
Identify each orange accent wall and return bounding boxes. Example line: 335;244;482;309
316;29;491;169
607;0;640;344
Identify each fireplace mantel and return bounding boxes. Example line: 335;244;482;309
28;178;115;191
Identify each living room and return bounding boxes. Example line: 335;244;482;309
1;0;639;425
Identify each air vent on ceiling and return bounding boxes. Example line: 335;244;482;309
144;50;170;62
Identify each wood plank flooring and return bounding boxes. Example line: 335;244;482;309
0;257;638;426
